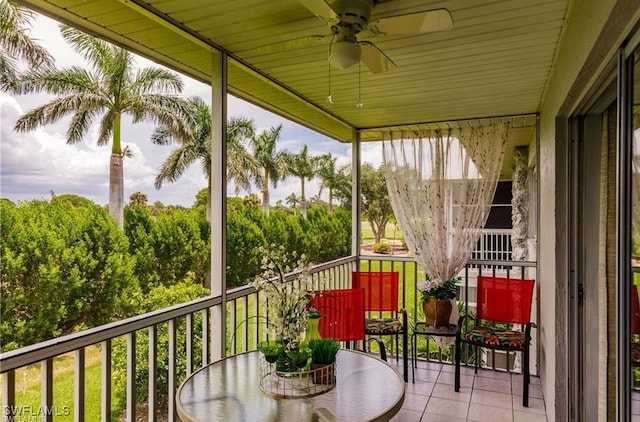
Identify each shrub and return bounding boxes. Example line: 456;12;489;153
372;241;392;254
111;282;209;414
0;199;135;350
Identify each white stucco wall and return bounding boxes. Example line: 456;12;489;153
537;1;620;420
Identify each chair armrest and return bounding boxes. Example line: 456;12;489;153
456;314;475;336
400;308;408;329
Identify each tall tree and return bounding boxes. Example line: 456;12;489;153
151;96;255;220
248;125;288;215
14;26;189;228
0;0;53;92
285;192;300;210
287;144;318;217
360;163;394;244
318;153;350;212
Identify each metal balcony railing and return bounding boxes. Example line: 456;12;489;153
0;255;537;421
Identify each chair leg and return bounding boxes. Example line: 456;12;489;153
402;331;408;383
474;346;479;374
411;333;416;384
454;340;461;392
523;347;530;408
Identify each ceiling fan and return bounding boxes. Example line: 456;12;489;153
257;0;453;74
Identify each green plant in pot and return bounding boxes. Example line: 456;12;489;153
309;339;340;384
417;276;460;328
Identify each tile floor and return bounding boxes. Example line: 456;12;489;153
386;358;547;422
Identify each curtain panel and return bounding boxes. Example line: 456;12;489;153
381;124;508;286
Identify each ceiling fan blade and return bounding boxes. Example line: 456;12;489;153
368;8;453;35
359;41;396;74
298;0;338;20
257;35;328;53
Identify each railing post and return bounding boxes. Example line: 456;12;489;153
168;319;177;422
74;348;85;422
2;371;15;419
126;332;136;422
41;358;53;422
101;340;112;422
148;325;157;422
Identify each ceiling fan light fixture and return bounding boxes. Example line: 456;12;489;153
329;40;361;70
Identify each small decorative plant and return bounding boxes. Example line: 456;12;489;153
309;339;340;365
417;276;460;302
250;244;314;353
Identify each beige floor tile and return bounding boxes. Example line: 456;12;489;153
476;369;511;381
473;376;512;394
440;363;476;374
405;381;435;397
471;389;513;409
402;392;428;413
425;397;469;419
413;368;441;383
421;413;466;422
431;383;472;402
512;395;546;415
512;381;544;399
511;373;542;385
390;408;423;422
414;360;444;371
437;370;474;387
513;410;548;422
467;403;514;422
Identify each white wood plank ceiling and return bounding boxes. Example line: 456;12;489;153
18;0;566;151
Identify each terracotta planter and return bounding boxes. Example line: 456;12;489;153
422;298;453;328
311;363;335;384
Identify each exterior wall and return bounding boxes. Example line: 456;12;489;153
538;0;640;420
537;1;620;420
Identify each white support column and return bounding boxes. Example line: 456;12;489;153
351;131;361;268
210;49;228;361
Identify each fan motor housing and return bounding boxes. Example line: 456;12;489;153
332;0;373;32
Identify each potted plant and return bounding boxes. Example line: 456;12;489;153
250;245;316;373
417;276;460;328
308;339;340;384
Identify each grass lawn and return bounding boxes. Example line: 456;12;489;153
2;346;116;421
361;221;403;245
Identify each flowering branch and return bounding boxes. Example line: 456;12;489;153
250;244;314;351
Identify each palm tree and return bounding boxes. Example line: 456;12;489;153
152;96;255;219
318;154;350;212
285;192;300;210
0;0;53;92
287;144;319;217
14;25;189;228
248;124;288;215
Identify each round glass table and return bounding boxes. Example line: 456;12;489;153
176;349;405;422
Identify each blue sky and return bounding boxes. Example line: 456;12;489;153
0;13;382;207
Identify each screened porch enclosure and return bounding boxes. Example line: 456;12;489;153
3;1;640;421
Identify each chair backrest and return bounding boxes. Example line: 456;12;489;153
310;288;365;341
351;271;400;312
476;276;535;325
632;285;640;335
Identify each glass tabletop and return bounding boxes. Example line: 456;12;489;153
176;349;405;422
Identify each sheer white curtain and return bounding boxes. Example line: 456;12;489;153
382;124;507;286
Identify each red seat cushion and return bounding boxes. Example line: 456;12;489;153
365;317;403;335
463;326;526;349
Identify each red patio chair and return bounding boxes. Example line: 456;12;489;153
310;288;366;342
352;271;408;382
454;276;536;407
